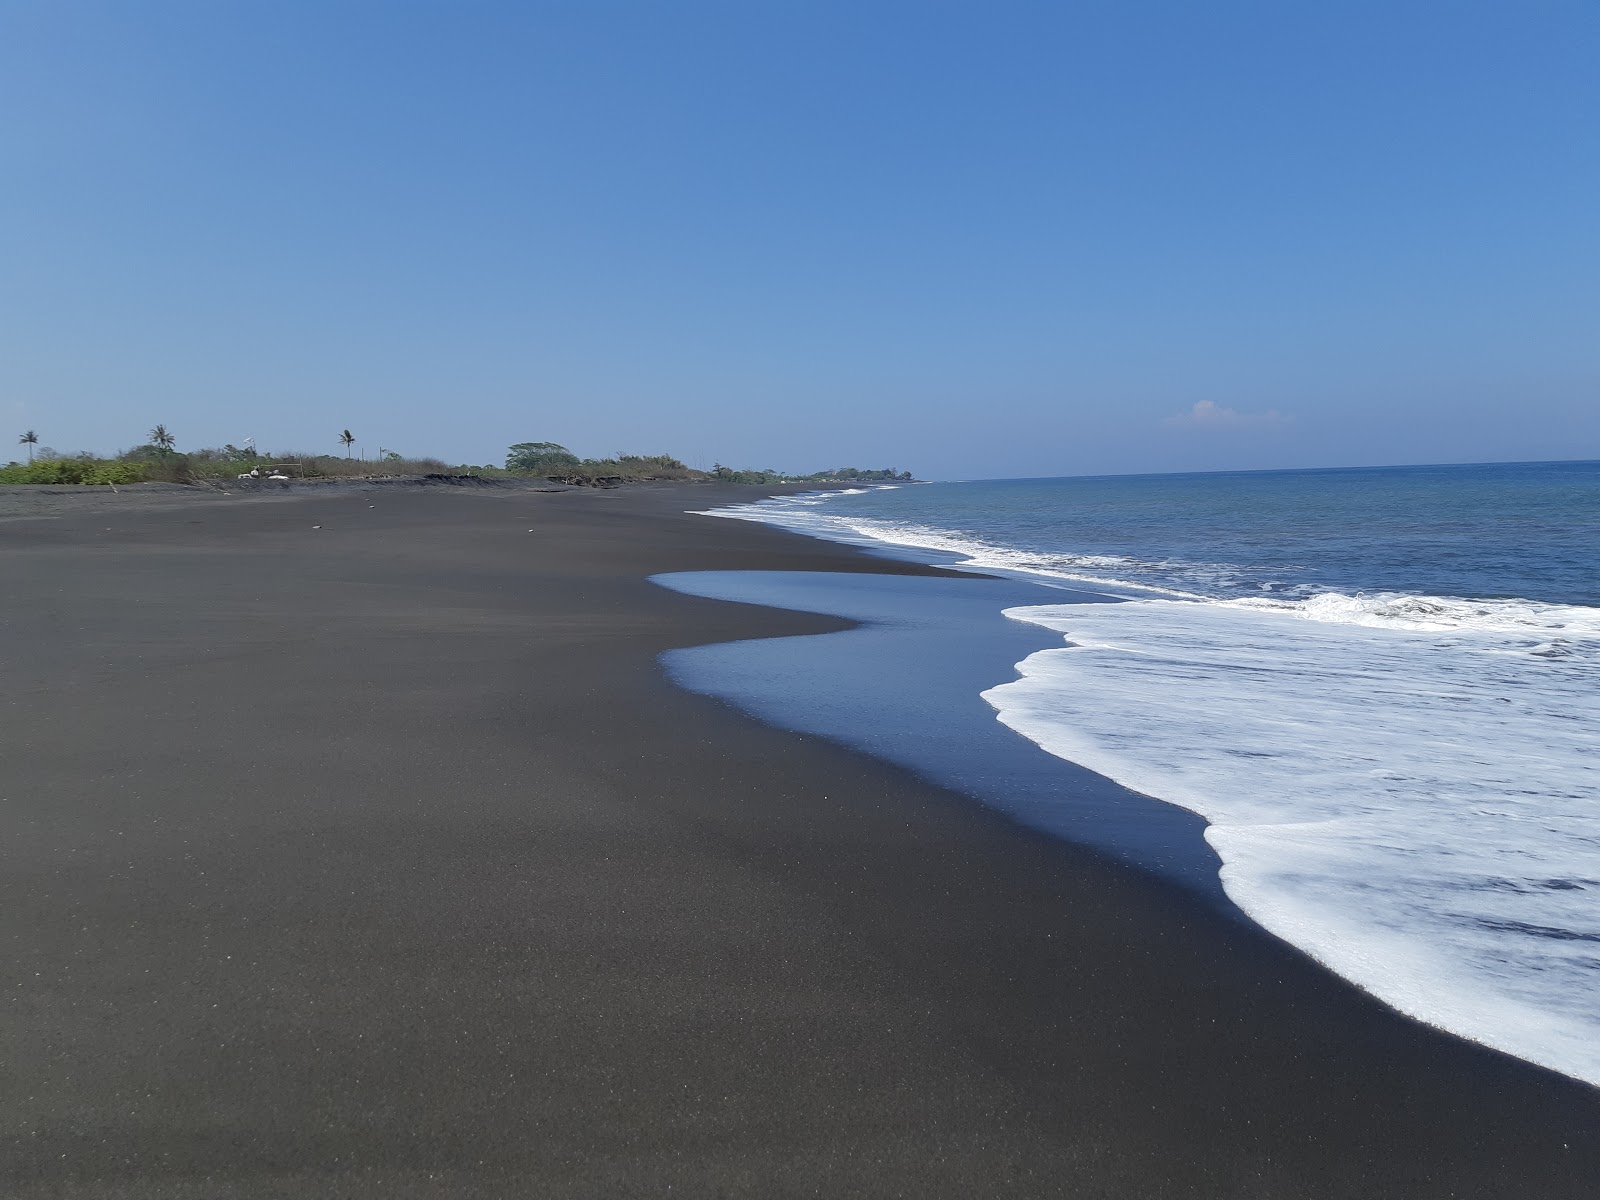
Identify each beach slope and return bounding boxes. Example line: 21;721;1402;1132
2;483;1596;1197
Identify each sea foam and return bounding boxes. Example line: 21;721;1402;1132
697;491;1242;598
695;476;1600;1087
987;598;1600;1085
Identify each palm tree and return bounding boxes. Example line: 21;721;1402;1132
339;429;355;458
19;430;38;463
149;424;175;454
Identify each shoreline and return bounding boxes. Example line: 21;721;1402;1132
2;482;1597;1196
681;488;1600;1090
650;567;1234;908
0;474;837;526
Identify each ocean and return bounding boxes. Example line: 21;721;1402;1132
656;460;1600;1088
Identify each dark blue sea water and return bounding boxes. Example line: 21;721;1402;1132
659;461;1600;1087
746;460;1600;609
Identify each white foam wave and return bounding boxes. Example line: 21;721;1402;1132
986;598;1600;1086
699;486;1600;1084
1229;590;1600;641
701;492;1600;648
698;493;1212;598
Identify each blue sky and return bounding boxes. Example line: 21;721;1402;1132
2;1;1596;479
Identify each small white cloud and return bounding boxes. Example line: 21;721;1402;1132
1164;400;1289;429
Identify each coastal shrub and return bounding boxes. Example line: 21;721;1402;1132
503;442;699;482
180;452;458;480
796;467;914;482
576;453;696;481
85;460;150;484
121;442;171;461
2;442;919;488
184;445;260;473
612;453;688;471
506;442;582;472
293;454;452;478
115;444;195;482
703;463;916;484
711;464;789;484
0;457;150;485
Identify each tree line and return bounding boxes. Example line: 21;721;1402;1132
6;429;916;487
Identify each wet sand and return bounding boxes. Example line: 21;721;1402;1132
2;482;1596;1197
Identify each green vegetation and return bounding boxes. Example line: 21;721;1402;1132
805;466;915;481
495;443;915;486
505;441;582;472
0;456;150;485
713;465;914;484
708;464;788;484
498;444;695;483
0;442;450;486
4;428;916;487
181;449;453;481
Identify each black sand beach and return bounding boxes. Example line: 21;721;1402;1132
3;481;1597;1198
